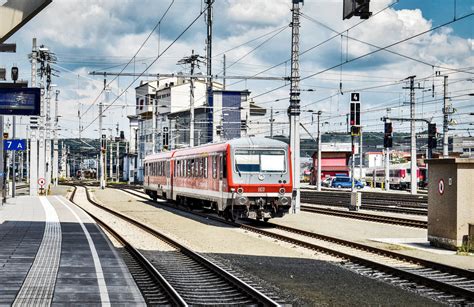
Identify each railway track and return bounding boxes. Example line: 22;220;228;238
300;205;428;229
68;187;186;305
117;187;474;304
71;186;279;306
301;190;428;215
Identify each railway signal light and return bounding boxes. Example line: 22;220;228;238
351;125;361;136
11;66;18;82
428;123;437;149
350;98;360;126
343;0;372;20
384;122;393;148
101;134;106;150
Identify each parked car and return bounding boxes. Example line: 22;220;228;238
331;176;364;189
322;177;333;187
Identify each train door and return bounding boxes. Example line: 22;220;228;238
145;162;149;187
165;161;170;198
170;159;174;200
219;153;228;208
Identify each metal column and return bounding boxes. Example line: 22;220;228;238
116;141;119;182
288;0;303;213
12;117;16;197
316;112;322;192
45;88;52;190
409;76;417;195
53;90;59;186
29;38;39;196
442;76;449;158
99;102;106;189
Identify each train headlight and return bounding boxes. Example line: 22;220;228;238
237;187;244;195
279;187;285;195
279;196;290;206
237;196;248;205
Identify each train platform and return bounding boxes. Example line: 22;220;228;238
0;194;145;306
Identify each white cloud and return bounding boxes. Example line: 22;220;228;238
223;0;289;26
2;0;472;138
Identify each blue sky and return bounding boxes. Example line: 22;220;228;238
396;0;473;38
0;0;473;139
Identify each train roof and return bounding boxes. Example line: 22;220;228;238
145;137;289;161
226;137;289;148
144;150;174;162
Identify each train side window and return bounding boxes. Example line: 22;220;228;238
212;156;217;179
166;161;170;177
219;154;227;179
219;155;223;180
204;157;208;178
222;155;227;179
199;158;204;177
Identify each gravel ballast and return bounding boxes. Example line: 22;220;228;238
89;188;441;305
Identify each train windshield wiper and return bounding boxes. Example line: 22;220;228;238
236;165;242;177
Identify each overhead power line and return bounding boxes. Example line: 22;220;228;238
249;12;474;101
81;0;175;119
81;1;213;133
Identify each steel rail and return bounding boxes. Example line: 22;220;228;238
68;186;187;306
81;186;279;306
119;187;474;303
300;205;427;228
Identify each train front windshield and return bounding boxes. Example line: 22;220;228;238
234;150;286;173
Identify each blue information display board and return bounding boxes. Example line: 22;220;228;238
0;88;41;115
3;139;26;151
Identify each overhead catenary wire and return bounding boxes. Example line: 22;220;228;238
226;1;400;89
81;1;213;133
248;12;474;101
81;0;175;119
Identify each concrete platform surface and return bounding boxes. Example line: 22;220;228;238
0;195;145;306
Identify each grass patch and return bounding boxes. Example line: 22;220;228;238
386;244;413;251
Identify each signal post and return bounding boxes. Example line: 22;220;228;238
349;93;361;211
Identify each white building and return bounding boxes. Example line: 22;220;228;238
364;152;384;168
131;76;266;182
453;136;474;157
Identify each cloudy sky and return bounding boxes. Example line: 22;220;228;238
1;0;473;140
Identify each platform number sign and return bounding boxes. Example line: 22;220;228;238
3;139;26;151
351;92;360;102
438;179;445;195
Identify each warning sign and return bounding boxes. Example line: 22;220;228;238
38;178;46;187
438;179;445;195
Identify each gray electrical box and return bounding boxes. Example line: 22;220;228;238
425;158;474;250
350;191;361;211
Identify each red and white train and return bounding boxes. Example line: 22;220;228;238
143;137;293;221
365;162;427;189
